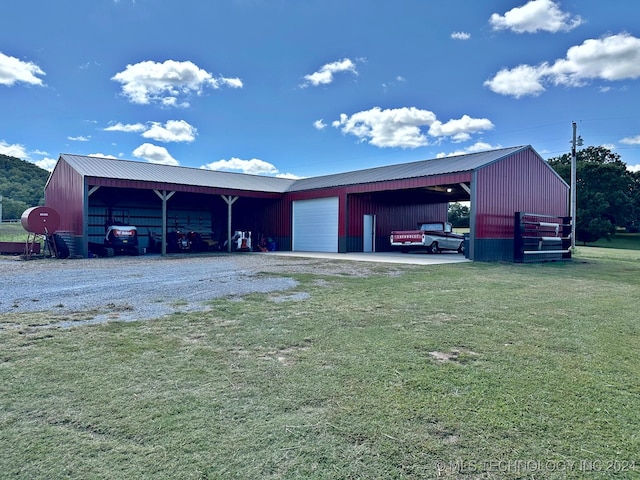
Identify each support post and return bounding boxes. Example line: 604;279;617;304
154;189;175;256
570;122;582;250
221;195;239;253
570;122;577;250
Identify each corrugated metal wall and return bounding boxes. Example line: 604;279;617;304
346;194;448;252
475;149;568;239
44;158;85;235
260;198;291;251
472;148;569;261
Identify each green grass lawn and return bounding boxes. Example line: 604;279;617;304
0;221;27;242
584;232;640;250
1;244;639;478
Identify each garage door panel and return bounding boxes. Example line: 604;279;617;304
293;197;338;252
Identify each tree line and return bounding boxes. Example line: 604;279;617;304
547;146;640;243
0;154;50;220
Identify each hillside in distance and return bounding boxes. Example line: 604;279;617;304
0;154;50;220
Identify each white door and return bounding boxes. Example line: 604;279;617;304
292;197;339;252
363;214;375;252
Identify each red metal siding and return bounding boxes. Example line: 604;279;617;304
347;195;448;236
474;149;568;239
44;158;85;235
342;172;472;194
347;194;448;251
262;198;291;236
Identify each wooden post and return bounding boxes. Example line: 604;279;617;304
154;190;175;255
221;195;239;253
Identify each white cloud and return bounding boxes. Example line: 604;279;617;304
313;119;327;130
485;33;640;97
436;142;501;158
549;34;640;85
276;172;303;179
199;158;302;178
0;52;46;86
301;58;358;87
132;143;179;166
451;32;471;40
142;120;197;143
489;0;582;34
485;64;547;98
68;135;91;142
333;107;434;148
0;140;29;158
627;164;640;173
331;107;493;148
621;135;640;145
201;157;278;175
104;122;147;133
428;115;494;142
88;153;118;159
111;60;243;106
221;77;243;89
105;120;197;142
0;140;58;171
33;157;58;171
0;140;57;171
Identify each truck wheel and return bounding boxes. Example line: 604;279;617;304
458;242;465;254
428;242;439;254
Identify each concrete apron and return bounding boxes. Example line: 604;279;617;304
265;251;470;265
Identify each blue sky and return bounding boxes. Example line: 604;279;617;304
2;0;640;177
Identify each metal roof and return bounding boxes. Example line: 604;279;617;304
57;146;530;193
286;145;529;191
58;154;297;193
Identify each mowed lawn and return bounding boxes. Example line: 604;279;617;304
1;247;639;479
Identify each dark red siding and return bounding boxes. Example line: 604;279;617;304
342;172;472;194
347;194;448;251
474;149;568;239
44;158;85;235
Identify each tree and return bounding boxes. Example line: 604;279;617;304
0;197;29;221
0;154;49;219
547;146;639;243
448;202;470;228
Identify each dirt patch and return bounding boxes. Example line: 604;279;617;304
428;349;478;364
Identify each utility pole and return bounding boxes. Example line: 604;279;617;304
570;122;583;250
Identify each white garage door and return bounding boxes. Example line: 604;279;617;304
292;197;339;252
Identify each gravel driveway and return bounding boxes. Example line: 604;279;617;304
0;253;397;328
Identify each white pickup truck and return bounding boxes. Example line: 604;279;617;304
390;221;465;254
